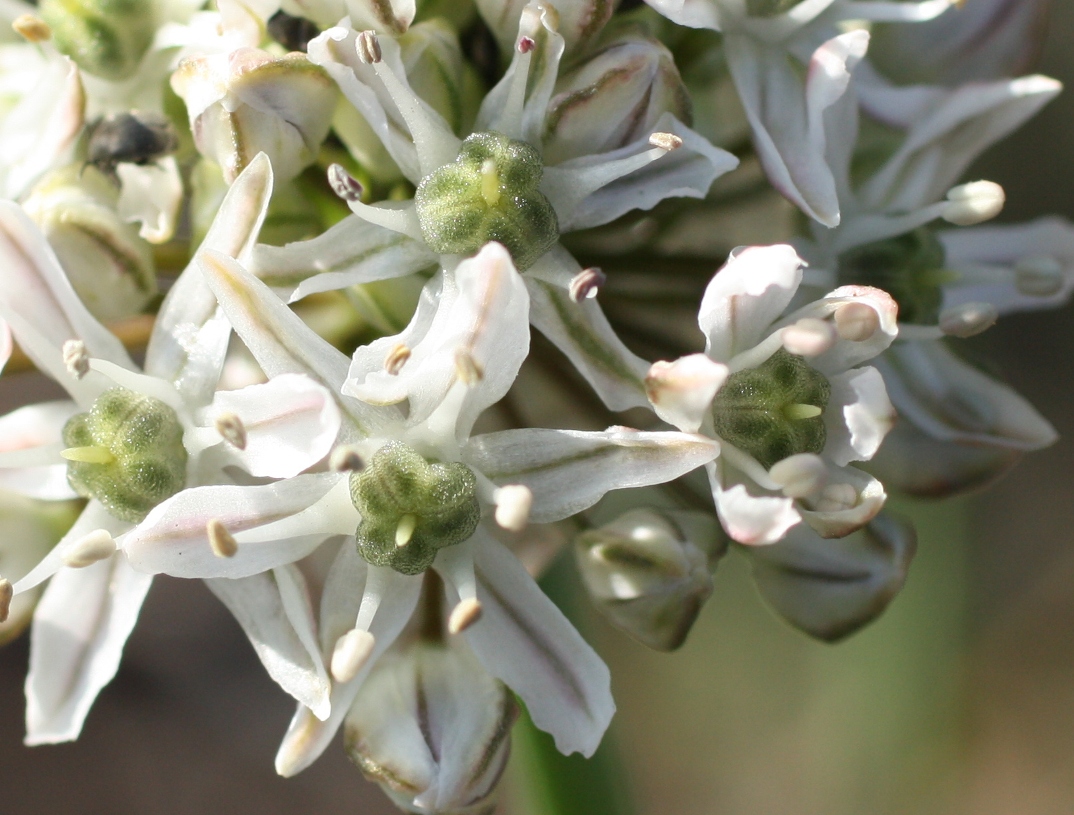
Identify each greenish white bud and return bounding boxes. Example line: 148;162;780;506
349;442;481;575
39;0;157;81
414;131;558;270
61;387;188;524
23;165;156;322
575;509;726;651
398;20;482;136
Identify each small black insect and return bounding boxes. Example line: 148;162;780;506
85;111;179;180
267;10;321;53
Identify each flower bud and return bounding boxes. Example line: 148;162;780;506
943;181;1005;226
544;33;692;164
745;512;916;642
22;165;156;321
39;0;157;81
345;0;415;34
575;509;726;651
398;20;482;136
171;48;337;184
475;0;613;55
344;642;517;815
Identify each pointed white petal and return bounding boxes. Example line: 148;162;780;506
0;401;79;500
646;354;729;432
824;366;895;466
116;157;183;244
710;464;801;545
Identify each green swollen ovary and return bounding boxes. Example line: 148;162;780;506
414;131;559;271
710;349;831;471
837;228;949;325
40;0;156;82
350;441;481;575
62;388;188;524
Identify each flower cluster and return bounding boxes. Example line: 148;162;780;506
0;0;1064;812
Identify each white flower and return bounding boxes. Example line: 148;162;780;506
646;244;897;544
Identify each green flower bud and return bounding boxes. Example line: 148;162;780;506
711;349;831;471
414;131;558;270
40;0;157;81
349;442;481;575
62;388;188;524
837;228;949;324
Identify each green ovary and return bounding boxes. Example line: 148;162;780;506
711;349;831;471
349;441;481;575
414;131;559;271
62;388;188;524
40;0;156;81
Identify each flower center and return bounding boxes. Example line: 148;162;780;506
413;131;559;271
349;441;481;576
62;387;188;523
837;228;950;324
710;349;830;471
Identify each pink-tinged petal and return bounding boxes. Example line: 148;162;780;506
746;511;916;641
461;531;613;757
710;464;800;545
646;354;729;432
275;569;423;777
824;366;894;466
699;244;804;363
206;373;341;478
799;465;886;538
464;427;719;523
145;153;273;407
25;555;152;744
121;473;345;579
206;565;332;720
0;401;79;500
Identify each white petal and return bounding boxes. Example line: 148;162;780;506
824;366;894;466
464;427;719;523
710;464;801;545
116;157;183;244
0;401;79;500
799;465;886;538
646;354;729;432
25;555;152;744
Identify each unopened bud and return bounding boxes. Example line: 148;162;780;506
649;132;683;152
813;482;858;513
770;454;828;499
943;181;1005;226
331;627;375;683
327;163;364;202
1015;255;1065;298
62;529;117;568
207;519;238;558
568;267;606;303
214;413;247;450
494;485;533;532
62;340;89;380
40;0;155;80
384;343;411;375
330;445;365;472
0;578;10;624
448;598;483;634
12;14;51;42
782;318;837;356
834;302;880;341
356;30;383;64
454;349;484;385
939;302;998;338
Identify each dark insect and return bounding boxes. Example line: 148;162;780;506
85;111;179;180
267;10;321;53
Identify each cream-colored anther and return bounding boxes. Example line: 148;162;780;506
939;302;998;338
494;484;533;532
448;597;484;634
214;412;247;450
62;340;89;380
63;529;118;568
813;482;857;513
649;132;683;151
327;163;363;202
207;519;238;558
331;628;375;683
384;342;411;375
568;267;606;303
943;181;1005;226
834;302;879;341
769;453;828;499
355;30;382;64
454;349;484;385
12;14;51;42
1015;255;1065;297
395;513;418;548
781;318;837;356
329;445;364;472
0;577;11;624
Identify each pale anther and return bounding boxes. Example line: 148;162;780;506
63;529;117;568
395;513;418;548
0;577;11;623
207;519;238;558
814;483;857;513
517;36;536;53
331;628;375;683
62;340;89;380
782;318;837;356
649;132;683;152
448;597;484;635
330;445;364;472
943;180;1005;226
12;14;51;42
355;30;382;64
494;485;533;532
939;302;998;338
1015;255;1065;297
384;342;411;375
568;267;606;303
770;453;827;499
834;302;879;341
214;412;247;450
455;349;484;385
327;163;363;202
